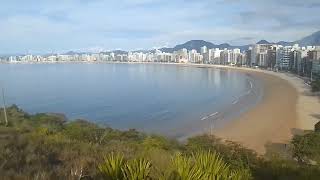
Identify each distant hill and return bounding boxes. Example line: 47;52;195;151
295;31;320;46
159;40;249;53
100;50;128;55
276;41;293;46
65;51;82;55
256;40;271;44
257;31;320;47
157;30;320;53
159;40;214;53
58;30;320;56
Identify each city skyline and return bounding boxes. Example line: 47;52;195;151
1;0;320;54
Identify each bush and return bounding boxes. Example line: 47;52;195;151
311;79;320;92
98;153;152;180
1;106;320;179
186;135;259;169
98;151;251;180
291;131;320;164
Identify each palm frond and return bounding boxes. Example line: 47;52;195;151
228;169;252;180
170;152;204;180
193;150;230;179
98;152;125;180
122;158;152;180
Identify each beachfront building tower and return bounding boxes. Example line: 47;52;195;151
308;48;320;80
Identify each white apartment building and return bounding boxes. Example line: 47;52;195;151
276;46;291;70
220;50;231;65
251;44;273;66
209;48;222;64
188;49;203;63
201;46;208;54
174;48;188;63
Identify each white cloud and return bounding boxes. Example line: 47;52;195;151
0;0;319;54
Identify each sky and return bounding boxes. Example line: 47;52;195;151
1;0;320;54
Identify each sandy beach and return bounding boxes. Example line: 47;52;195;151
206;66;320;154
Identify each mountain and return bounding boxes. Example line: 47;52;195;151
175;40;215;51
58;30;320;56
159;40;249;53
256;40;271;44
100;50;128;55
111;50;128;55
158;31;320;53
159;40;214;53
65;51;80;55
295;30;320;46
258;31;320;47
256;40;293;46
276;41;293;46
218;43;232;49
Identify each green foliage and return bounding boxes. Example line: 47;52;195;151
99;153;125;180
186;135;259;169
315;121;320;132
252;156;320;180
64;119;106;143
98;151;250;180
98;153;151;180
229;169;252;180
192;150;231;179
122;158;152;180
170;152;204;180
142;135;175;151
292;131;320;164
311;79;320;92
1;106;320;179
167;150;251;180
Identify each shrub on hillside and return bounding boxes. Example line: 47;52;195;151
311;79;320;92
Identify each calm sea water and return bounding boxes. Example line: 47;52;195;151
0;63;262;137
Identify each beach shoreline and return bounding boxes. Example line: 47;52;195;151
194;64;320;154
2;61;319;154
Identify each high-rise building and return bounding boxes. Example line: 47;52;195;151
201;46;208;54
188;49;197;63
258;53;268;67
237;53;247;65
267;47;277;69
174;48;188;63
245;48;252;66
230;49;241;65
220;50;231;65
276;47;291;70
209;48;222;64
308;48;320;80
251;44;273;66
291;50;302;73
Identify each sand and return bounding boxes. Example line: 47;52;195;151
204;66;320;154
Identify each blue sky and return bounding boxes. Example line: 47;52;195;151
1;0;320;54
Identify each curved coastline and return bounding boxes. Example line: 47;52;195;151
184;64;320;154
2;62;319;154
174;70;265;141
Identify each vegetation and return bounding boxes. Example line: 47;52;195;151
311;79;320;92
98;151;250;180
1;105;320;179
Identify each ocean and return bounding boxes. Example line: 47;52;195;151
0;63;263;138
